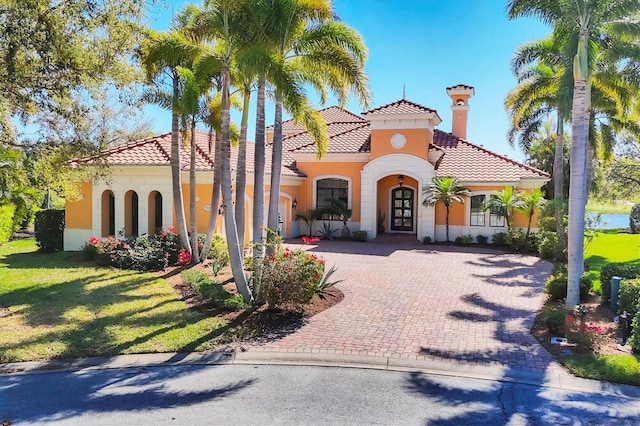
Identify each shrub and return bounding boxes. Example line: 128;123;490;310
318;222;338;240
537;231;565;261
600;263;640;304
223;294;249;310
476;235;488;245
260;247;326;309
454;235;473;245
81;242;98;260
618;279;640;318
423;235;432;245
630;309;640;353
181;269;228;301
352;231;367;242
630;203;640;233
545;265;591;301
90;234;171;271
200;234;230;268
0;204;16;245
34;209;65;252
492;232;508;246
154;227;181;264
546;309;566;334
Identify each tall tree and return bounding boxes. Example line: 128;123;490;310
263;0;371;252
422;176;468;242
0;0;147;147
483;186;523;233
142;29;205;254
508;0;640;307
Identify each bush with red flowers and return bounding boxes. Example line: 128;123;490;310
260;247;329;309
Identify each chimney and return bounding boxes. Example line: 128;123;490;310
446;84;475;140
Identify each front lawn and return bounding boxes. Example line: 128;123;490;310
584;230;640;294
0;239;227;363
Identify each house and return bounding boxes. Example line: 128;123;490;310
64;84;549;250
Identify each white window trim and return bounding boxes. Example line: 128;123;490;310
312;175;352;210
465;191;506;229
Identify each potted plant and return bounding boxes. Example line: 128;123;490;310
377;209;386;234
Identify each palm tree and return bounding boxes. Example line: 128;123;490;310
295;208;324;237
517;189;546;237
141;29;203;255
263;0;371;252
196;0;252;302
483;186;523;233
422;176;468;242
508;0;640;307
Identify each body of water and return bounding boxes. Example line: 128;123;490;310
590;213;629;229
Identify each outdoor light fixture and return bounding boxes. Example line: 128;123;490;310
398;174;405;187
292;198;298;209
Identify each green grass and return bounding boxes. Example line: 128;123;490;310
586;200;634;214
561;354;640;386
584;230;640;293
0;239;228;363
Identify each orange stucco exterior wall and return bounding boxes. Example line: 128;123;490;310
296;161;367;222
434;185;542;227
370;128;432;161
65;182;92;229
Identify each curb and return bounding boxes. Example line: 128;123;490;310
2;351;640;399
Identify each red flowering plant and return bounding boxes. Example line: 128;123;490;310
301;236;320;244
260;247;326;309
177;248;191;266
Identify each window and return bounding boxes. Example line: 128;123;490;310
470;195;485;226
316;178;348;220
489;195;505;227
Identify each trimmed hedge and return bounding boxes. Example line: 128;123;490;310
34;209;65;252
600;263;640;304
618;279;640;317
0;204;16;245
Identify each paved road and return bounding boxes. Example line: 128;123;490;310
252;241;554;372
2;363;639;425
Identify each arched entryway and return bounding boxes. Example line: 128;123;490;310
148;191;163;235
101;190;115;237
124;190;139;237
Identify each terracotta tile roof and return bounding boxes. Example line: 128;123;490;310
268;105;365;130
433;130;549;181
75;131;304;177
446;83;475;91
286;122;370;154
362;99;438;116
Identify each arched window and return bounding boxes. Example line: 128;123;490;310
124;190;139;237
148;191;163;234
101;190;115;237
316;178;349;220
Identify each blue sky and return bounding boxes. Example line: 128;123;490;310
146;0;550;161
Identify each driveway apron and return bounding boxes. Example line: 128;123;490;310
249;240;554;372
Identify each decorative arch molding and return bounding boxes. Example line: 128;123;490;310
360;153;436;240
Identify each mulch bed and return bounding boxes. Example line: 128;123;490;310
162;262;344;352
532;293;634;358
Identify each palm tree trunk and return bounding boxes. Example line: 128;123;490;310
235;83;251;252
267;97;284;255
221;64;252;302
171;74;191;254
189;120;200;263
200;129;221;262
567;77;588;308
252;78;266;300
445;205;450;242
554;116;566;253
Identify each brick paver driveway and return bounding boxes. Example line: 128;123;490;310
251;240;554;372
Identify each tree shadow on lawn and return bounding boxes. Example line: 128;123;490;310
0;363;256;423
413;291;640;424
